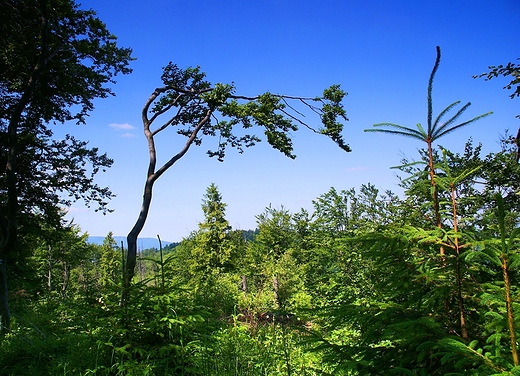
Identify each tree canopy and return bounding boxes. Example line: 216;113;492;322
0;0;133;331
124;63;350;296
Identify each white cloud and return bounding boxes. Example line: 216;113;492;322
109;123;135;130
121;132;137;138
344;166;368;172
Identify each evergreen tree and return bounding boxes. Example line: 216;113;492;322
190;183;235;275
365;46;491;255
98;232;121;295
244;206;308;311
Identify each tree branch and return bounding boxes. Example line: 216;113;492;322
154;108;213;180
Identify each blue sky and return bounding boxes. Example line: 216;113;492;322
59;0;519;241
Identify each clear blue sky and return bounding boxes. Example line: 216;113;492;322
60;0;519;241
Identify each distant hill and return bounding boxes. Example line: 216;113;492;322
88;229;257;250
87;236;174;250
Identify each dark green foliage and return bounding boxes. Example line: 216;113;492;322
2;12;520;373
0;0;133;331
2;132;519;374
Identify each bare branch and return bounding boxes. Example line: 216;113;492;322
142;87;168;126
154;108;214;180
278;107;316;133
229;93;318;102
151;104;184;136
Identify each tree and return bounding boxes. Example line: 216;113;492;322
124;63;350;298
476;58;520;100
183;184;246;313
310;134;520;374
243;206;307;311
98;232;121;295
365;46;492;255
0;0;133;331
190;183;234;274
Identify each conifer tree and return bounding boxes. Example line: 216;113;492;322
99;232;121;294
365;46;491;255
190;183;234;275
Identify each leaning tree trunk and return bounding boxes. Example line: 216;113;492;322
122;89;211;304
123;176;155;303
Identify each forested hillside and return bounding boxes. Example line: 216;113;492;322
2;133;520;375
1;0;519;375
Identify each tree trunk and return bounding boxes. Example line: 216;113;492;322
138;251;145;282
427;140;444;259
121;87;211;303
123;177;155;303
241;275;248;296
495;193;519;365
273;275;280;307
48;245;52;292
451;183;468;340
0;99;24;333
61;261;69;299
158;235;165;295
503;255;519;366
0;18;48;331
0;259;10;334
455;258;468;340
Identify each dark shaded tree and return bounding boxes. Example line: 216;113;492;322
0;0;133;331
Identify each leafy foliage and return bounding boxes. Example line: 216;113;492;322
0;0;133;331
2;7;520;373
476;58;520;100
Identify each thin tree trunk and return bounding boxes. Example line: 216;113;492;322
61;261;69;298
124;177;154;302
241;275;248;296
451;183;468;340
455;259;468;340
428;140;444;258
0;260;10;333
495;193;519;365
138;250;145;282
48;245;52;292
157;235;165;295
273;275;279;308
502;255;519;366
122;96;211;304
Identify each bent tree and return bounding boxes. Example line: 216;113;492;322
124;63;350;298
0;0;133;331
